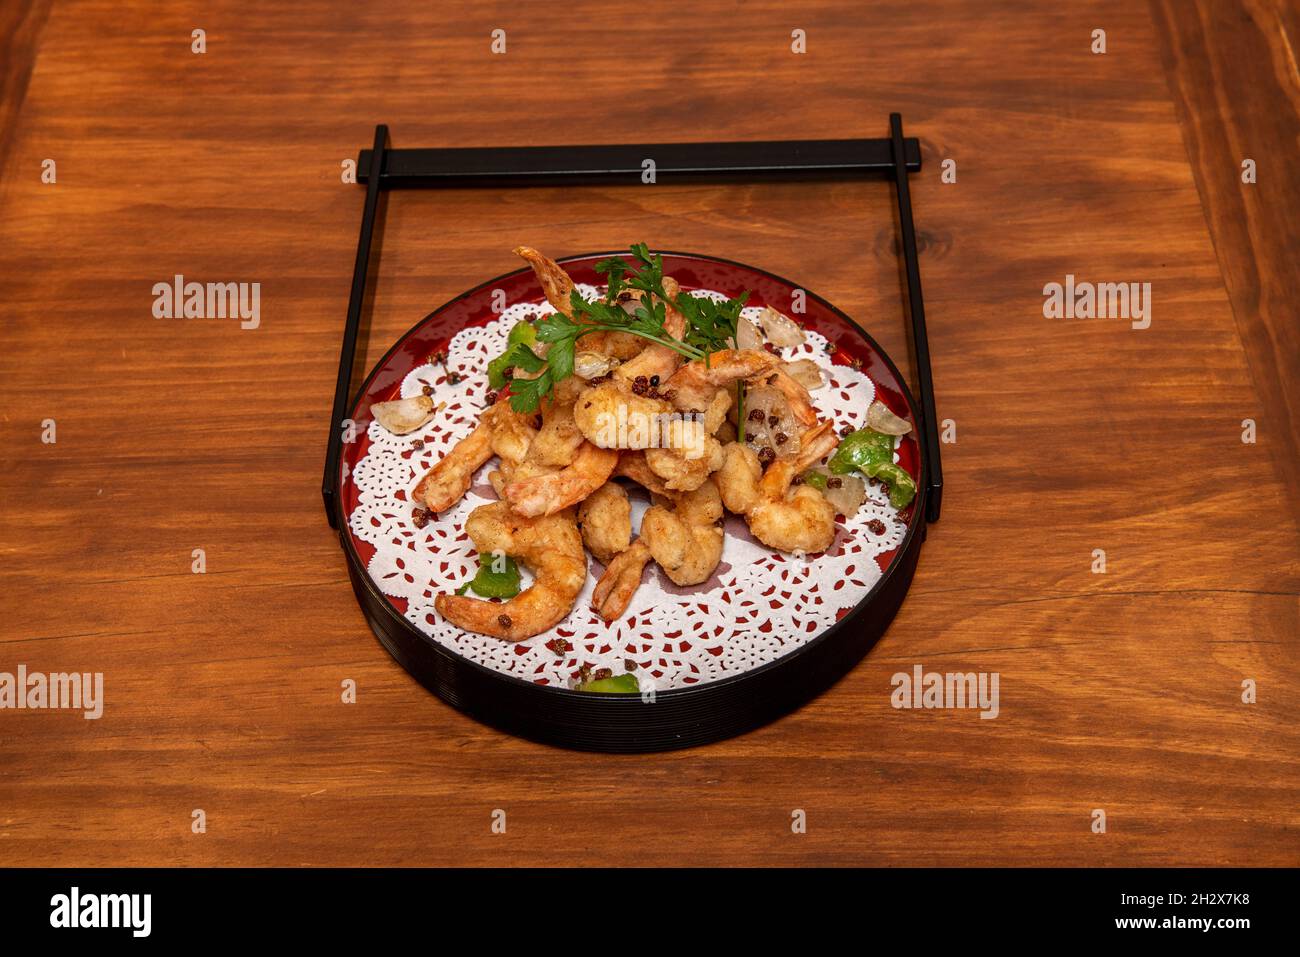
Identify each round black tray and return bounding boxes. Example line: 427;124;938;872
332;252;930;752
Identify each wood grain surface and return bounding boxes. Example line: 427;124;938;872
0;0;1296;867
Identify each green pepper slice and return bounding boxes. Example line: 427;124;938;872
801;470;828;491
826;428;917;508
487;320;540;390
576;673;640;694
828;427;895;475
465;553;521;599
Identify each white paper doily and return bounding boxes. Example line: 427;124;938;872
347;286;910;690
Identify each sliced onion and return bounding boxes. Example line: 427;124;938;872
805;466;867;517
866;399;912;436
742;384;801;458
736;314;764;351
758;306;806;348
783;358;825;390
371;395;436;434
574;351;620;380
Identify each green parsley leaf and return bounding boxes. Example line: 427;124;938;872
594;256;630;302
484;243;749;414
488;340;545;391
508;368;551;413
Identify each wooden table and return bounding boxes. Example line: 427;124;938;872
1;0;1296;867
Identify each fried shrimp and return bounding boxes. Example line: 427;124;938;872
577;482;632;565
718;420;840;554
514;245;575;315
529;377;587;467
763;365;819;428
502;441;619;517
380;241;907;646
612;276;686;385
640;480;725;586
664;349;782;413
486;401;540;495
415;403;534;512
434;501;586;641
590;480;725;619
642;389;730;491
590;539;651;622
573;380;673;449
614;450;671;497
644;438;724;492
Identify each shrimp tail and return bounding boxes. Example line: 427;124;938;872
591;540;652;622
503;443;618;517
514;246;575;315
413;419;494;512
435;585;577;641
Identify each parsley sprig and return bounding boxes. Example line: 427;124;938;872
491;244;749;414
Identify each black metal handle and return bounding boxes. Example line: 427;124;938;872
322;124;388;528
889;114;943;523
325;123;940;527
358;138;920;188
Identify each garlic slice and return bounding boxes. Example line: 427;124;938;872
736;315;764;351
866;399;912;436
371;395;436;434
757;306;806;347
783;358;826;390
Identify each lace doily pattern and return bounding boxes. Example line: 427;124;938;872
348;288;910;690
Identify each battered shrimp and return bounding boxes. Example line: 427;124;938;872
573;381;672;449
663;349;781;412
642;389;730;491
718;420;840;554
763;365;819;427
590;480;725;620
486;401;540;495
502;441;619;517
434;501;586;641
514;245;575;315
529;377;587;467
640;480;725;586
591;539;651;622
644;438;724;492
613;276;686;386
614;450;671;497
577;482;631;565
414;403;534;512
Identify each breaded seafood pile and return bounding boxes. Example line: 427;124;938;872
369;245;915;651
